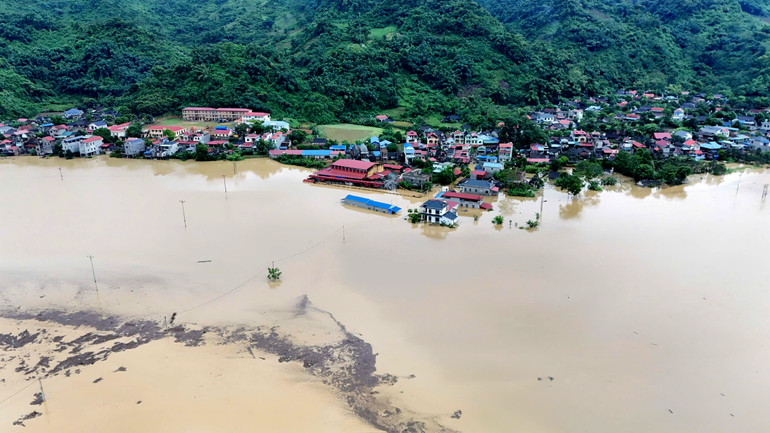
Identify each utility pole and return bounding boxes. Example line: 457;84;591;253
87;255;98;294
179;200;187;229
38;378;46;403
58;167;63;181
342;225;346;243
539;187;545;221
222;175;228;197
233;161;237;175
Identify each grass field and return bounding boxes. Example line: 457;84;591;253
423;114;462;130
369;25;397;39
391;121;413;130
317;124;383;143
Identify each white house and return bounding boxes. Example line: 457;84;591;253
419;200;460;225
37;137;55;155
465;133;483;146
86;120;108;132
62;136;85;154
404;143;415;163
264;131;286;148
124;138;146;157
156;139;179;157
481;162;504;174
80;136;103;156
761;120;770;130
241;111;271;123
568;109;584;123
263;120;290;131
672;108;685;121
535;112;556;124
459;179;495;195
108;122;131;138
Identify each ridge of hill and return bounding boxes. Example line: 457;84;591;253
0;0;768;124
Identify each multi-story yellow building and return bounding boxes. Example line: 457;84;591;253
182;107;251;122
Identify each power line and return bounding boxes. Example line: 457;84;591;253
178;224;350;315
0;381;37;406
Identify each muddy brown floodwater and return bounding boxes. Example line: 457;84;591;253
1;156;769;432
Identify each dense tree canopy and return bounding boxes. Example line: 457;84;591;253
0;0;768;121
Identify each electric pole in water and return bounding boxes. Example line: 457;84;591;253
87;255;98;294
38;378;46;403
233;161;237;175
222;175;228;198
539;187;545;222
59;167;63;181
179;200;187;229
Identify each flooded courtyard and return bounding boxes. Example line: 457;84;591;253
1;156;769;432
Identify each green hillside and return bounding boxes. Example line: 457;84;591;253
476;0;770;100
0;0;768;124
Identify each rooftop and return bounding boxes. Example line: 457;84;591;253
332;159;375;171
342;195;401;214
442;191;483;201
423;200;448;210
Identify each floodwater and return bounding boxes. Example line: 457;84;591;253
1;156;769;432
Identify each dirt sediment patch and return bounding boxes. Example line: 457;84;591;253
0;298;456;433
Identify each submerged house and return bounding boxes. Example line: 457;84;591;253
458;179;496;196
419;200;459;225
438;191;492;210
307;159;386;188
341;195;401;214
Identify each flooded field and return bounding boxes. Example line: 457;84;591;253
1;156;769;432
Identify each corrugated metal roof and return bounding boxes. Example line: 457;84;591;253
342;195;401;213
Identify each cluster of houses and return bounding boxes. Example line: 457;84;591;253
0;111;145;157
0;106;295;159
529;91;770;159
304;157;497;226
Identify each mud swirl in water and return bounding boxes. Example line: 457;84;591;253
0;296;456;433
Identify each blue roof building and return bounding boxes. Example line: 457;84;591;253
341;195;401;214
482;162;504;173
64;108;84;118
477;155;499;163
700;142;723;151
301;149;332;157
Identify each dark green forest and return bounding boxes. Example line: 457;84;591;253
1;0;768;122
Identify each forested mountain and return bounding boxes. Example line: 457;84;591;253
1;0;768;123
476;0;770;100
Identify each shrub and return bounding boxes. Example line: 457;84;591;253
601;176;617;186
507;182;536;197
